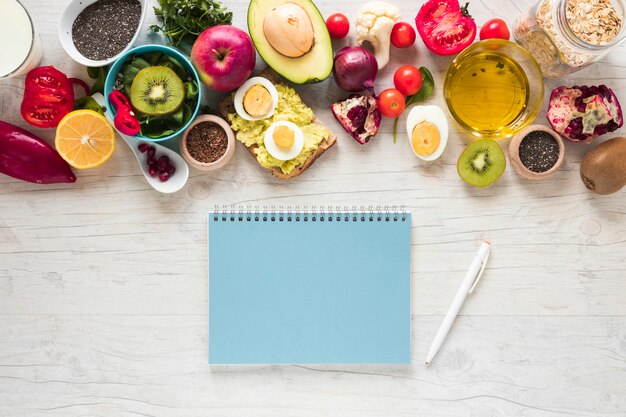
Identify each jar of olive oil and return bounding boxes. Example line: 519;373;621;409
514;0;626;78
444;40;544;140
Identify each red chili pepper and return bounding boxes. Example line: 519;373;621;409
20;66;90;129
109;90;131;111
0;120;76;184
114;109;141;136
108;91;141;136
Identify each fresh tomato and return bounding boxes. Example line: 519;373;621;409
479;18;510;40
377;89;406;118
20;66;86;129
326;13;350;39
391;22;416;48
393;65;423;96
20;100;67;129
415;0;477;56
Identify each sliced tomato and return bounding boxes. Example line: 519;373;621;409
25;66;70;93
21;66;78;128
415;0;476;56
20;101;65;128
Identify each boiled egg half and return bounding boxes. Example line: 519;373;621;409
264;121;304;161
406;105;448;161
234;77;279;121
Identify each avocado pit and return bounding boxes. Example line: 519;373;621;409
263;2;314;58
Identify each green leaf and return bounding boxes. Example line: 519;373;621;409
184;81;199;101
73;96;104;114
393;67;436;143
149;0;233;47
87;66;109;95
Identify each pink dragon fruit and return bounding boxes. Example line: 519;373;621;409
330;94;381;144
546;85;623;142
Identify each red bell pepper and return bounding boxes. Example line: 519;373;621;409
0;121;76;184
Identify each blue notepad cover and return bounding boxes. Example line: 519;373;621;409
208;212;411;364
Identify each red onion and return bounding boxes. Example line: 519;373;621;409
332;46;378;93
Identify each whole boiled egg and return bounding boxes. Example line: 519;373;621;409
234;77;279;121
264;121;305;161
406;105;448;161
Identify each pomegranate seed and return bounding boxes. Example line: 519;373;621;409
166;165;176;175
148;166;157;176
159;171;170;182
157;155;169;170
147;156;156;166
138;143;148;153
147;146;156;158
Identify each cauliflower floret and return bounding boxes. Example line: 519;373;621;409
355;1;401;69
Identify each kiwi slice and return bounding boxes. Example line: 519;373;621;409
130;66;185;116
457;139;506;187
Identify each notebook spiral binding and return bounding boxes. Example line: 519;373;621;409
212;206;407;222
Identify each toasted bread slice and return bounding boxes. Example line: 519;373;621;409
218;68;337;179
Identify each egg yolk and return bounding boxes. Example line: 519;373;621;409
273;125;295;148
411;122;440;156
243;84;272;118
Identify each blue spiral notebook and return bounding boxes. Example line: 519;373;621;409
208;208;411;364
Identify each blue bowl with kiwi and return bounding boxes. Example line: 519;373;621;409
104;44;202;142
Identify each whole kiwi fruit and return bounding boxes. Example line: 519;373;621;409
580;137;626;195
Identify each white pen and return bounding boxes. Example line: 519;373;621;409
425;241;491;366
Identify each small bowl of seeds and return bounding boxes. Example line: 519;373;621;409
181;115;236;171
59;0;147;66
509;125;565;180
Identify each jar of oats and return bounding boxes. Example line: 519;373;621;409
514;0;625;77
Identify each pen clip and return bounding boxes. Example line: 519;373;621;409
469;247;490;294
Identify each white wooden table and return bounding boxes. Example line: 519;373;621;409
1;0;626;415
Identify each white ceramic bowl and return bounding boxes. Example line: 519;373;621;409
58;0;147;67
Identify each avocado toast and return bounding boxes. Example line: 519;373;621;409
218;69;337;179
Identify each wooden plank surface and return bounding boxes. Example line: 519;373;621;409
1;0;625;416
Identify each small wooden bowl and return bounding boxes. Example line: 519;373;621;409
181;115;235;172
509;125;565;180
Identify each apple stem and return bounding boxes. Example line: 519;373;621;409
212;48;229;61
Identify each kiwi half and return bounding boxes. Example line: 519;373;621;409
457;139;506;187
130;66;185;116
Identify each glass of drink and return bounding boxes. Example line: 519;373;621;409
0;0;43;79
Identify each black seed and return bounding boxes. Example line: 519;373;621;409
72;0;142;61
519;131;560;173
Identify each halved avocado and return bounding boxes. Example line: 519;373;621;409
248;0;333;84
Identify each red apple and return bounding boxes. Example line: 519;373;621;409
190;25;256;93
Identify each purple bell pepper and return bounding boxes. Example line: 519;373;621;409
0;120;76;184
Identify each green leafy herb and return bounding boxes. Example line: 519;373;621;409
87;66;109;95
393;67;435;143
150;0;233;51
496;62;505;69
73;96;104;114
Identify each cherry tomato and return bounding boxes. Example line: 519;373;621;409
415;0;477;56
479;18;510;40
391;22;417;48
326;13;350;39
377;89;406;118
393;65;423;96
